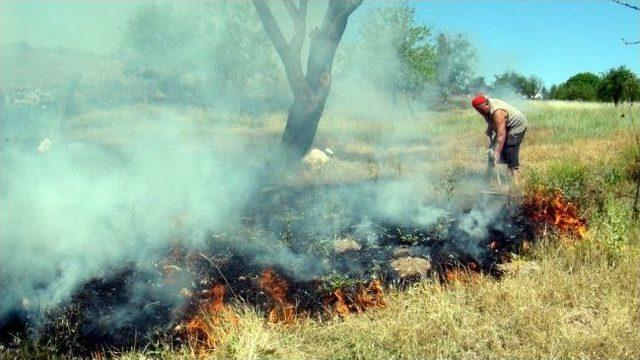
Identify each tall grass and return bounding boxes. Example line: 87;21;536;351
5;101;639;359
136;101;638;359
119;240;639;360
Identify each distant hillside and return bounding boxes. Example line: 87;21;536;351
0;43;122;89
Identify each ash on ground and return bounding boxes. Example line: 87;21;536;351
0;181;533;356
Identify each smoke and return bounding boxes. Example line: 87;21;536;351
0;110;260;323
0;1;519;349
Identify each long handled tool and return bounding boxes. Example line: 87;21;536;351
486;135;502;186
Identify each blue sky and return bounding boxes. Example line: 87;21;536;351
411;0;640;86
1;0;638;87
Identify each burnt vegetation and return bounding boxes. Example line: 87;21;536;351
1;179;569;357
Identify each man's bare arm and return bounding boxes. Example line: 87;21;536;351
491;109;508;163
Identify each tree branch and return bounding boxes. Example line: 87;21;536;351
252;0;290;61
286;0;307;55
281;0;299;20
305;0;362;93
253;0;312;104
611;0;640;11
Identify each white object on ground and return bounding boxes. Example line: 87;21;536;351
37;138;53;153
302;148;330;168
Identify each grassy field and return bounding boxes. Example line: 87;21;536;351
6;101;640;359
115;101;639;360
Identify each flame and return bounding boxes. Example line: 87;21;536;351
324;279;386;317
184;284;238;350
443;262;480;284
330;288;351;317
353;279;385;313
524;189;587;239
259;269;295;324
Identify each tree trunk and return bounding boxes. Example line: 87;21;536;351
281;96;326;160
253;0;361;163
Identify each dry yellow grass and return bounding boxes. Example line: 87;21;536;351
109;101;640;360
121;241;639;360
3;101;626;359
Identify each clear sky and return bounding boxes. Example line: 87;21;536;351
412;0;640;86
1;0;638;87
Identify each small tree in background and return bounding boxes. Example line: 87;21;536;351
552;72;601;101
492;71;543;99
202;2;286;112
121;2;285;110
434;33;476;102
598;66;640;105
522;75;544;99
337;2;436;104
468;76;489;94
121;3;201;103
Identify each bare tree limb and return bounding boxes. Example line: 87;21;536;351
287;0;308;55
611;1;640;44
611;0;640;11
252;0;310;100
252;0;289;61
306;0;363;92
281;0;299;20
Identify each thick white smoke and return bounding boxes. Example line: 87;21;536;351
0;113;258;320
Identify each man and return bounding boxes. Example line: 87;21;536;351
471;94;528;185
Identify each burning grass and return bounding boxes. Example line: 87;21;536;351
2;102;639;359
323;279;386;317
259;269;296;325
442;262;482;284
183;284;239;351
1;179;554;357
2;188;536;356
523;187;587;240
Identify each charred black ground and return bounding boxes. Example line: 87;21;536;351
0;181;534;356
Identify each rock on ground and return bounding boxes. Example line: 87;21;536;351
389;257;432;280
333;238;362;254
38;138;53;153
302;148;330;168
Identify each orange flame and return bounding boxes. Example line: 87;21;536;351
259;269;295;324
324;279;386;317
443;261;480;284
330;288;351;317
524;189;587;239
184;284;238;350
353;279;386;313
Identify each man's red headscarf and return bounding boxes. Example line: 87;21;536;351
471;94;487;109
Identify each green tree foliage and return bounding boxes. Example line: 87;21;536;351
121;3;202;103
120;2;285;110
338;2;477;105
341;2;436;100
201;2;285;110
434;33;476;101
468;76;489;93
598;66;640;105
523;75;543;99
550;72;601;101
492;71;543;98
